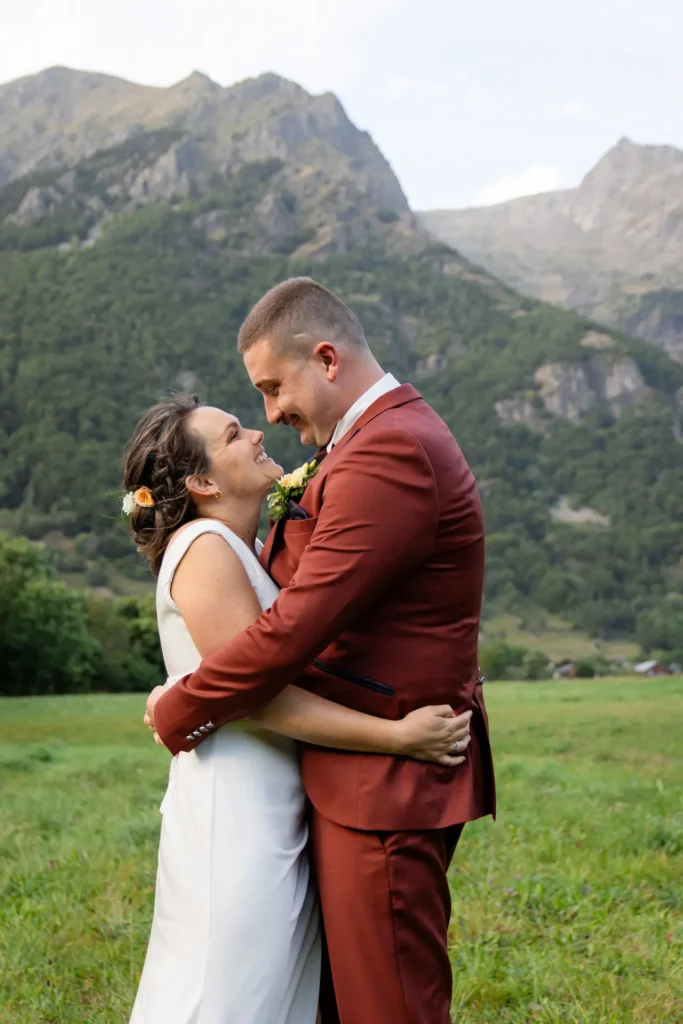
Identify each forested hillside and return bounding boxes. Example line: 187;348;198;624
2;189;682;649
1;69;682;656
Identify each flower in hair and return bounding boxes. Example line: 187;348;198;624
122;486;155;515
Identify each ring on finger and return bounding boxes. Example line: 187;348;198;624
451;740;459;754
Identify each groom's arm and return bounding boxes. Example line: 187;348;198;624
154;428;439;755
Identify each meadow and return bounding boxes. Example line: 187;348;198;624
0;679;681;1023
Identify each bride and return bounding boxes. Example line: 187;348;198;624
122;393;472;1024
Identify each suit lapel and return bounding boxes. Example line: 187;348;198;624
259;446;328;572
260;519;281;572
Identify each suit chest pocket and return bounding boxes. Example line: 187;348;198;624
281;515;319;565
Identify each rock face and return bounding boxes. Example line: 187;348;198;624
494;396;547;433
0;66;417;258
421;138;683;361
0;66;407;210
127;136;209;202
550;497;610;527
533;355;649;422
496;354;650;430
580;330;615;351
7;185;62;225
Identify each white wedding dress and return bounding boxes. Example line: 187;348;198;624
130;520;320;1024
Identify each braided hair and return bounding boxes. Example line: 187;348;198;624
122;394;210;575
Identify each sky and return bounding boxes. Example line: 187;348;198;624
1;0;681;210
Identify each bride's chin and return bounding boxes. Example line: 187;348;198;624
257;466;282;492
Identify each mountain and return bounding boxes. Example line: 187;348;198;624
420;138;683;362
1;69;682;652
0;66;414;258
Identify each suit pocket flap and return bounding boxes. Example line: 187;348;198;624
283;515;318;536
279;514;318;563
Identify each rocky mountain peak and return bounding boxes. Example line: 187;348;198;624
421;137;683;362
169;69;222;98
0;66;409;218
226;71;305;103
579;136;683;200
0;64;415;258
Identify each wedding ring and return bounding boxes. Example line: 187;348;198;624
452;740;459;754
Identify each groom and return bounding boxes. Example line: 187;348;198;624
148;277;495;1024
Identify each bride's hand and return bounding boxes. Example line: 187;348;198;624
393;706;472;766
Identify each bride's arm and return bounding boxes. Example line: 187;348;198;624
171;532;470;767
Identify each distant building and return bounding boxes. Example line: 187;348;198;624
634;660;669;677
553;661;576;680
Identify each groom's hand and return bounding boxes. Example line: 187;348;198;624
144;685;167;746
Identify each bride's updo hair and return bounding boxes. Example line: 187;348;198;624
123;394;211;575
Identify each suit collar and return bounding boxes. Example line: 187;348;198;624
329;383;422;455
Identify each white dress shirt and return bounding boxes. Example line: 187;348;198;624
327;373;401;452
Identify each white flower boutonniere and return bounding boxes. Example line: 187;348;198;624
267;460;319;522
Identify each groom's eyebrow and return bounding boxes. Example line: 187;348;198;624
254;377;277;392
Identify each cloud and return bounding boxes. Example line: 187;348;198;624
471;165;569;206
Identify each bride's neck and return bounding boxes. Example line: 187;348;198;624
196;493;264;552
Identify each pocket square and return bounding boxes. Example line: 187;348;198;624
287;500;310;520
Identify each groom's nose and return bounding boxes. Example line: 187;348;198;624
264;396;285;425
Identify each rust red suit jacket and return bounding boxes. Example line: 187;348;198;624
155;384;496;830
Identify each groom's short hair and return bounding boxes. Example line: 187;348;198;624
237;277;368;355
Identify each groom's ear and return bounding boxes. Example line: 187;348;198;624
314;342;340;382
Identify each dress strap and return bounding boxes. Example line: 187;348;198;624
159;519;255;603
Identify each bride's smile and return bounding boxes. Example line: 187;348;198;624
184;406;283;503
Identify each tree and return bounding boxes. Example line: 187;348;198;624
0;533;100;695
479;638;526;681
86;594;164;692
575;659;596;679
636;594;683;653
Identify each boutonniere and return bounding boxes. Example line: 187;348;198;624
267;460;319;522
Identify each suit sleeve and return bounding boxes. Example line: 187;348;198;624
155;428;439;754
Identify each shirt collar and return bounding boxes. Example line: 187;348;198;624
327;373;401;452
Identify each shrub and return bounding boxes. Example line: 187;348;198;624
0;533;100;695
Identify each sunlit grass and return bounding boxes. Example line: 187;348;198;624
1;680;681;1022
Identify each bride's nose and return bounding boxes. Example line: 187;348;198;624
250;430;264;446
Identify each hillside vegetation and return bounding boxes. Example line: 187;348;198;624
0;69;682;654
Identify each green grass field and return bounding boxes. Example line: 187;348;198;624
1;680;681;1023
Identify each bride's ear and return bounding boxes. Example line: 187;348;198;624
185;474;219;500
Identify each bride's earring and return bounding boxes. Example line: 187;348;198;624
215;490;223;501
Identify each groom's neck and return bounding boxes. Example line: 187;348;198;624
336;358;386;420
